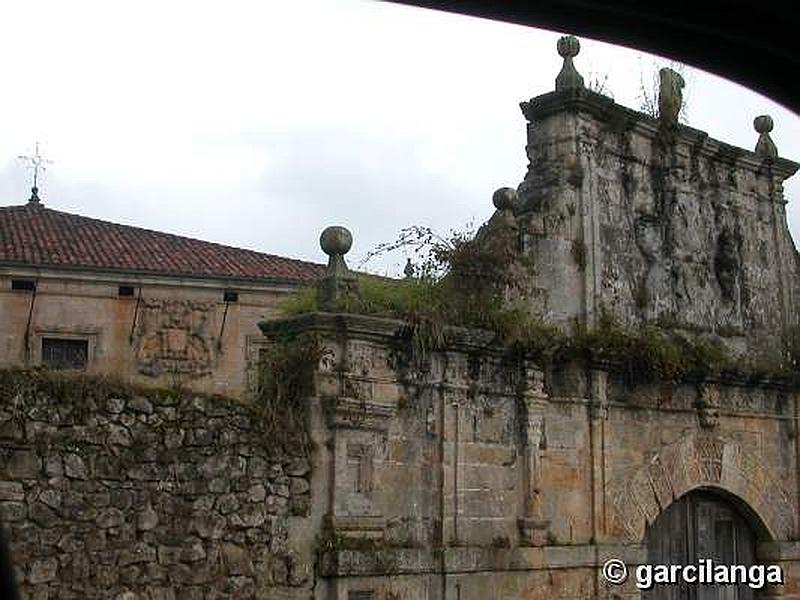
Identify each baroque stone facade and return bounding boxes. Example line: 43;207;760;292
257;312;800;600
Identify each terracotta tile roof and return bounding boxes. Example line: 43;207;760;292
0;202;324;283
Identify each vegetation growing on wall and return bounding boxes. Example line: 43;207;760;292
255;332;321;453
0;368;173;428
0;364;318;458
280;222;800;388
0;367;134;404
284;221;564;365
562;313;733;384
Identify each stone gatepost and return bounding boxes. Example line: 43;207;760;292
309;318;400;544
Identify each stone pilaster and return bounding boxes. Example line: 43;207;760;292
518;359;550;546
588;368;608;544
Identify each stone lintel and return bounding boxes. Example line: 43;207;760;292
520;89;799;182
259;312;532;361
318;543;650;577
318;548;430;577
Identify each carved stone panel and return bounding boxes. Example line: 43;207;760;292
134;298;217;378
347;442;375;496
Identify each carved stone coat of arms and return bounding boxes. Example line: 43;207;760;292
134;299;216;378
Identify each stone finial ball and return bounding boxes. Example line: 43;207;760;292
320;226;353;257
754;115;774;134
492;187;517;210
557;35;580;58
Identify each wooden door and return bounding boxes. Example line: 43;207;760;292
644;491;756;600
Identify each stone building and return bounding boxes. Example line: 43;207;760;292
0;199;322;398
268;38;800;599
2;36;800;600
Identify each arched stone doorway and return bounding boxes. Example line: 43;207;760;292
644;489;760;599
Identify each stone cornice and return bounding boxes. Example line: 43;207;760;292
258;312;516;360
0;262;303;292
521;89;799;181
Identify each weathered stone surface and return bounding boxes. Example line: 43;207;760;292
138;504;158;531
222;543;254;575
0;501;26;521
107;424;132;446
5;449;41;479
0;480;25;501
96;508;125;529
106;397;126;414
38;489;61;509
181;540;206;563
2;384;313;599
516;84;800;369
63;453;88;479
289;477;310;496
0;419;24;441
216;493;239;515
129;396;154;414
317;225;358;311
555;35;584;91
754;114;779;158
28;557;57;584
285;459;310;477
247;484;267;503
44;455;63;477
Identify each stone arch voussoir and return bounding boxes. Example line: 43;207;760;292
607;430;795;542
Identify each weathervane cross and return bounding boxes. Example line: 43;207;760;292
18;142;53;204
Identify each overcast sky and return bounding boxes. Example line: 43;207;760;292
1;0;799;276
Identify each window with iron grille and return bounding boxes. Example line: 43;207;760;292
41;338;89;370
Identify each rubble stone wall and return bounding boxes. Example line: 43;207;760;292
0;373;314;600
